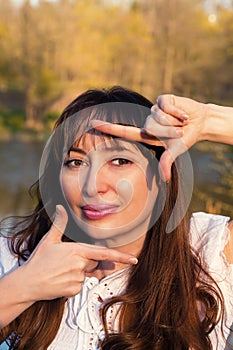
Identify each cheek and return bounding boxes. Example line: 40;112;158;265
134;172;158;211
60;172;79;203
116;178;134;203
116;171;150;208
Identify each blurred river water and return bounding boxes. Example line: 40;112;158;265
0;139;232;221
0;139;45;219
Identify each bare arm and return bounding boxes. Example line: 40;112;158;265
155;96;233;180
204;103;233;145
0;266;35;329
156;95;233;145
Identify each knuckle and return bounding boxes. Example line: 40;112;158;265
151;104;158;113
154;110;171;126
76;259;86;271
67;257;86;273
144;116;156;134
156;113;164;125
157;95;164;108
99;251;109;261
65;285;83;297
169;127;178;138
160;115;171;126
69;245;78;256
70;272;85;286
76;272;85;283
99;248;118;261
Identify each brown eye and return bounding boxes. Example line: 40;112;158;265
111;158;132;166
64;159;88;168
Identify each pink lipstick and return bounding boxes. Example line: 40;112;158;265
82;204;118;220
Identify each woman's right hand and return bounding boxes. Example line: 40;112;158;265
0;205;137;328
91;96;208;182
21;205;138;302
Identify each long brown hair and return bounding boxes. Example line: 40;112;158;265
0;86;224;349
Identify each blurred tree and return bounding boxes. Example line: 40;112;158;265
0;0;19;90
191;143;233;217
139;0;220;100
17;0;64;126
208;7;233;104
0;0;232;116
0;0;232;215
73;1;152;91
19;0;37;126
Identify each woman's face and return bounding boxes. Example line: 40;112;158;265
60;133;159;247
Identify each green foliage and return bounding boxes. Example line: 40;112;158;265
43;110;60;131
36;69;60;99
0;0;232;104
0;0;232;215
190;143;233;217
0;110;25;133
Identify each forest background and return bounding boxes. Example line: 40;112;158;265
0;0;232;218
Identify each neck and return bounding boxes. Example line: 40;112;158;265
86;233;145;280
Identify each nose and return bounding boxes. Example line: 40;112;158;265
80;163;109;198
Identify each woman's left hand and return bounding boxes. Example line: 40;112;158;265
91;95;208;182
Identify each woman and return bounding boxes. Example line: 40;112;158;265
0;86;232;349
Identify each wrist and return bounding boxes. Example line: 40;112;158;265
19;263;45;303
204;103;233;144
0;267;35;328
195;102;210;142
11;265;38;304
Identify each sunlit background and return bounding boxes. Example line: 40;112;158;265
0;0;232;223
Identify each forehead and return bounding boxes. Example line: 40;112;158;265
71;131;140;154
67;131;157;172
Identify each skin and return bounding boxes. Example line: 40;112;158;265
60;135;158;248
0;207;139;329
92;94;233;263
1;94;232;330
0;128;159;329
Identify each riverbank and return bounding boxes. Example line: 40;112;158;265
0;138;232;219
0;130;50;143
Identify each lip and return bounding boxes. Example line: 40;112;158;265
81;204;119;220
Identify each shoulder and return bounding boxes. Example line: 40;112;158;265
190;212;230;247
0;235;19;276
189;212;232;269
224;220;233;264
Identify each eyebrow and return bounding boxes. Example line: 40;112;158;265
69;143;138;155
69;147;87;155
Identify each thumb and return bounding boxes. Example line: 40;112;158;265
159;151;173;182
159;140;187;182
46;205;68;243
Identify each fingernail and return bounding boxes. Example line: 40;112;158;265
181;113;189;119
158;166;166;182
128;257;138;265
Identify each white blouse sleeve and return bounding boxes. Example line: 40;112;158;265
190;212;233;349
0;236;19;276
190;212;231;278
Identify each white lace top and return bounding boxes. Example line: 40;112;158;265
0;212;233;350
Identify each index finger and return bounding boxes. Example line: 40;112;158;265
76;243;138;265
91;120;164;147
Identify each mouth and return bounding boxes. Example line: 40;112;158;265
81;204;119;220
